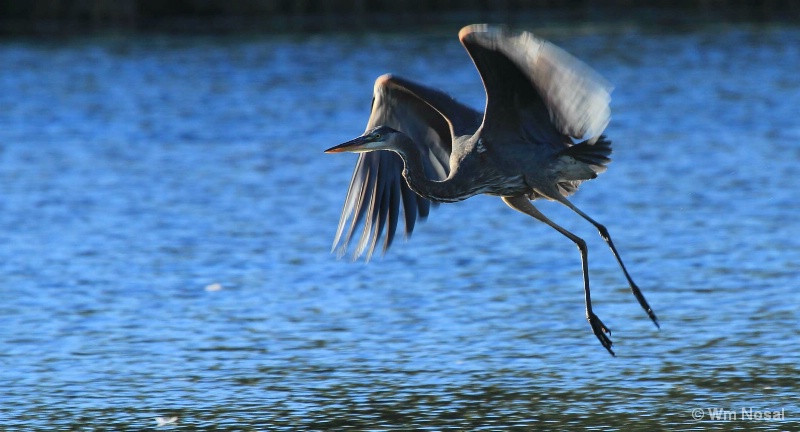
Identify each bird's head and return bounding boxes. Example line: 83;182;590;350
324;125;401;154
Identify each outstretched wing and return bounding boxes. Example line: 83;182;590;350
332;74;481;260
459;24;612;146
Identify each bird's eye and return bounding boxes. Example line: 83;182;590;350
374;133;381;139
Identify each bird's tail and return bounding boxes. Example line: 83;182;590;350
561;136;612;173
554;136;612;196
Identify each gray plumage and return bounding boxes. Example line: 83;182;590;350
325;24;657;356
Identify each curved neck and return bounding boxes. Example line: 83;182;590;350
391;136;468;203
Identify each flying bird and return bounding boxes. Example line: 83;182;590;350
325;24;658;355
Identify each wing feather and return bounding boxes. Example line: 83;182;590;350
459;24;612;144
332;74;481;260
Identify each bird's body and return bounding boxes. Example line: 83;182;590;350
386;124;608;202
326;24;657;355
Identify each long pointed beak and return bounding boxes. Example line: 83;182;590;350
324;135;370;153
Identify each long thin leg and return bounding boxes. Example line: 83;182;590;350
503;196;614;356
553;196;659;328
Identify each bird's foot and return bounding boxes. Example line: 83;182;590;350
588;313;615;356
646;308;660;329
629;281;660;329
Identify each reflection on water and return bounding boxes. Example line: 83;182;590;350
1;26;799;429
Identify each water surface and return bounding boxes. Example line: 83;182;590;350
1;25;799;430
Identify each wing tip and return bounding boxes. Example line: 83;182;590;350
458;24;481;41
375;73;394;87
459;23;504;43
460;23;521;43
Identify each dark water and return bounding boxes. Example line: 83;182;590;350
1;25;799;430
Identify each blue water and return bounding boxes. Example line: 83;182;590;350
1;25;799;430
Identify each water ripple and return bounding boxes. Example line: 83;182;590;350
1;26;799;429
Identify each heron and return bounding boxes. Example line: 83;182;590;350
325;24;658;356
